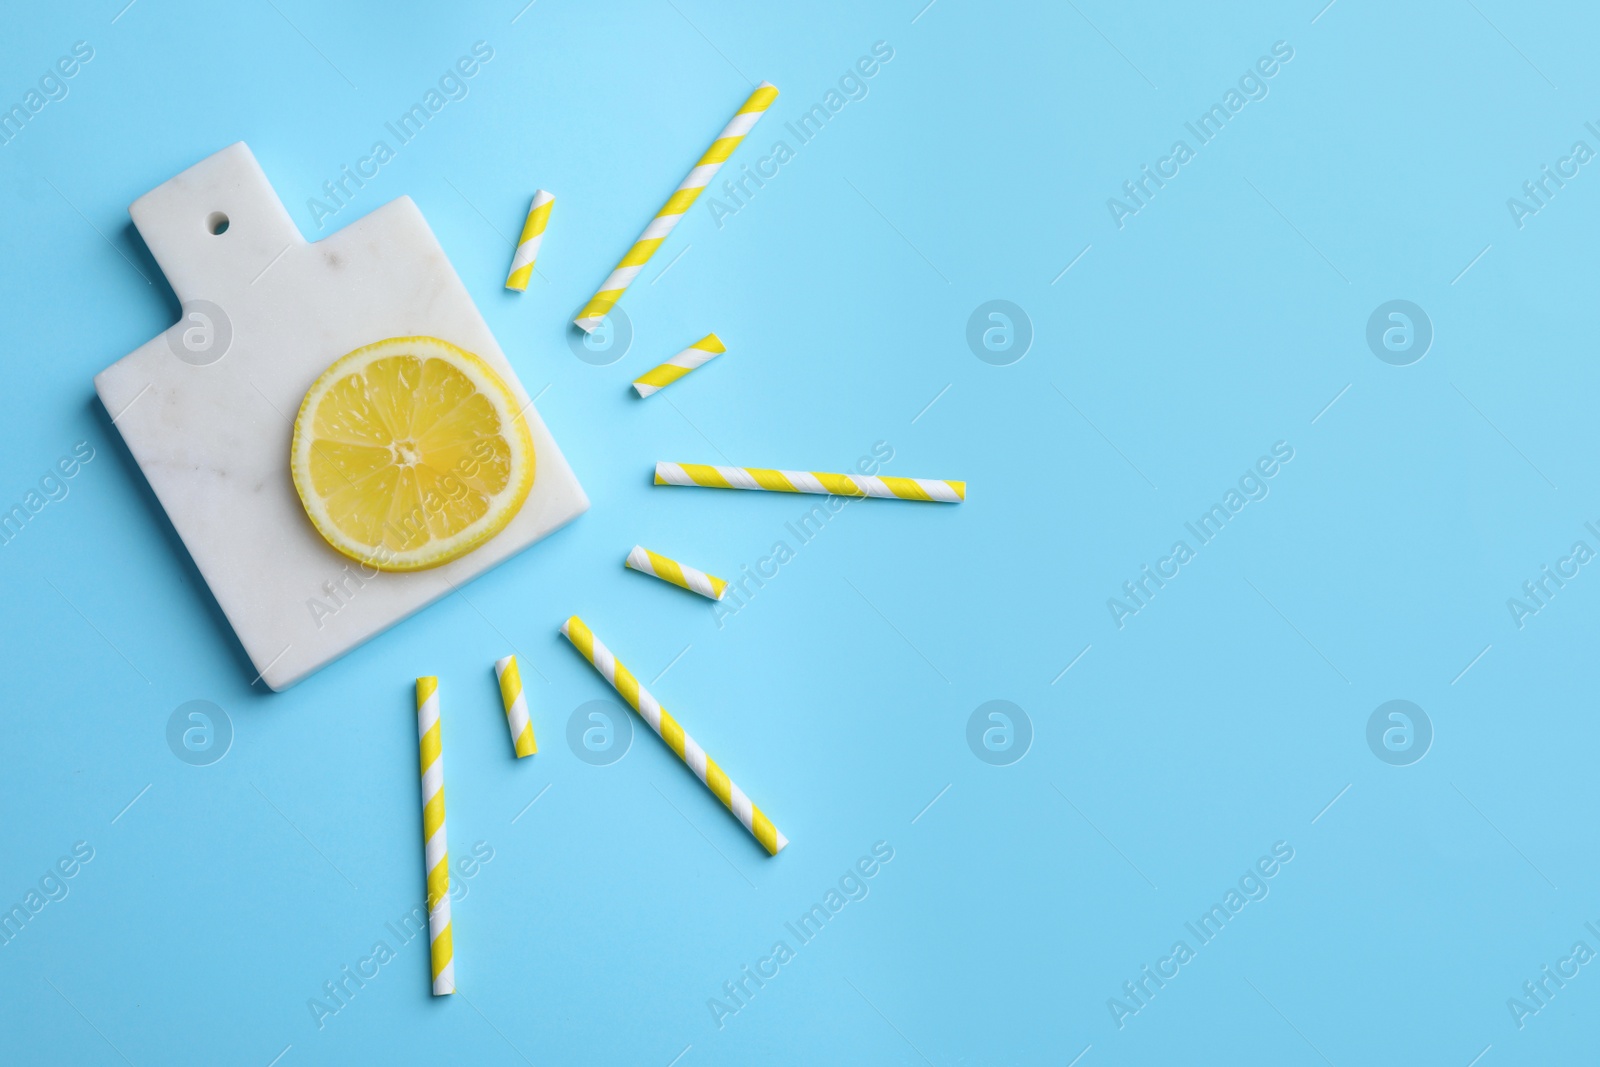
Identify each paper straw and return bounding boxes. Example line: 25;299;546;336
655;462;965;503
414;677;454;995
626;544;728;601
505;189;554;291
560;616;787;855
633;333;726;398
574;83;778;332
494;655;537;758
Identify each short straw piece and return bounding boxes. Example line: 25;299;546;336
574;83;778;331
415;677;455;995
560;616;787;855
655;462;965;503
494;655;537;758
626;544;728;600
505;189;554;291
633;333;726;398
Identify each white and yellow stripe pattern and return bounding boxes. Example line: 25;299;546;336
414;676;454;995
560;616;787;855
505;189;554;291
494;655;537;758
633;333;726;397
655;462;966;503
574;83;778;331
626;544;728;601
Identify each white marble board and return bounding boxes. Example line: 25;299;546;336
94;142;588;690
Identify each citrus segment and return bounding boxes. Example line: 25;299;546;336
291;336;535;571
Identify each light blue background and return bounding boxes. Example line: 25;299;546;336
1;0;1595;1063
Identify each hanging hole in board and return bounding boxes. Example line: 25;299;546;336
206;212;230;236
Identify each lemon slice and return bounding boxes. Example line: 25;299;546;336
291;336;535;572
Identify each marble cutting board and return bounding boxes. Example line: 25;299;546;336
94;142;588;691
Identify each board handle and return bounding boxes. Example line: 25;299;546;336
129;142;305;304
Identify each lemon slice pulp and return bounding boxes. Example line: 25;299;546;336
291;336;535;572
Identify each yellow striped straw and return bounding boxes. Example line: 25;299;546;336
560;616;787;855
625;544;728;601
494;655;537;758
655;462;965;503
505;189;554;291
633;333;726;398
574;83;778;331
414;677;454;995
